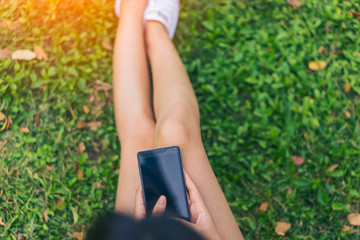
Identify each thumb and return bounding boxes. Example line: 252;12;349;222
152;195;167;216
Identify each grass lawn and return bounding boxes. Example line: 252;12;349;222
1;0;360;239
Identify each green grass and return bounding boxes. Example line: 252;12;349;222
1;0;360;239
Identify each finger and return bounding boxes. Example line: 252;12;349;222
134;185;146;219
183;171;204;206
152;195;166;215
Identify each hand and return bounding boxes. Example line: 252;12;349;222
134;185;167;219
179;171;222;240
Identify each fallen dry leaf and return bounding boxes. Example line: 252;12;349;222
96;181;103;189
347;213;360;226
78;142;86;154
34;116;40;126
292;156;304;166
82;105;90;114
0;216;5;226
77;169;84;179
87;121;102;131
101;39;113;51
76;122;87;129
342;225;351;232
344;83;351;93
0;115;11;132
287;0;304;9
34;45;48;61
73;232;84;240
69;107;77;121
326;164;338;173
275;222;291;236
0;112;5;121
16;233;29;240
308;60;327;71
12;49;36;61
91;141;100;153
43;209;48;223
259;202;269;212
344;111;351;118
95;79;112;91
19;127;30;133
44;165;54;171
318;46;325;55
56;200;64;209
0;48;12;58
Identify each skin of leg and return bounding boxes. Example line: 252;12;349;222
113;0;156;214
145;21;244;240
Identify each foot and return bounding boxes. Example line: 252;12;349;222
115;0;180;39
144;0;180;39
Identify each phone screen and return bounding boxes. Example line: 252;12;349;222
137;146;190;221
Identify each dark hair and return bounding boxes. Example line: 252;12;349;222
86;212;206;240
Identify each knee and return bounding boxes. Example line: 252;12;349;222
118;116;155;145
155;114;199;148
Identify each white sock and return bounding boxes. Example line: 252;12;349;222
115;0;180;39
144;0;180;39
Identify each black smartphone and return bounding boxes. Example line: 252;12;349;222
137;146;190;221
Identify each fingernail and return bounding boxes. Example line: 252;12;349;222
158;195;166;204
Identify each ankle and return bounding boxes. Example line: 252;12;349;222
145;21;170;45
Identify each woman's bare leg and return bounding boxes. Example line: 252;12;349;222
113;0;155;214
145;21;244;240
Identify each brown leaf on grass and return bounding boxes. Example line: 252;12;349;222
348;213;360;226
87;121;102;131
34;116;40;126
0;48;12;58
344;83;351;93
292;156;304;166
78;142;86;154
287;0;305;9
0;112;5;121
73;232;84;240
43;209;48;223
16;233;29;239
19;127;30;133
317;46;326;55
96;181;103;189
76;122;87;129
95;79;112;91
0;216;5;226
91;141;100;153
344;111;351;118
82;105;90;114
0;115;11;132
101;39;113;51
77;169;84;179
342;225;351;232
259;202;269;212
275;222;291;236
69;107;77;121
56;200;64;209
308;60;327;71
326;164;338;173
350;10;360;20
34;45;48;61
44;165;54;171
11;49;36;61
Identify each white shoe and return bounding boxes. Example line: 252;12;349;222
144;0;180;39
115;0;180;39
